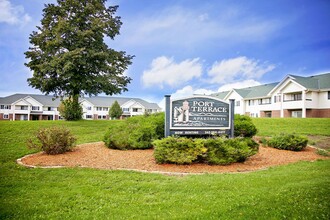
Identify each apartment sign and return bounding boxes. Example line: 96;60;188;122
164;95;235;137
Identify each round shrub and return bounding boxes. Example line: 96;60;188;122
205;137;257;165
153;136;207;164
103;113;164;150
27;126;76;154
234;114;257;137
267;133;308;151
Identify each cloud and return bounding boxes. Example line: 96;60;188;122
157;85;216;110
119;6;284;47
0;0;31;25
141;56;202;88
217;80;261;92
208;56;275;84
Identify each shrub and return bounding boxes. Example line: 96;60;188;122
267;133;308;151
153;136;258;165
205;137;258;165
153;136;207;164
234;114;258;137
58;96;83;121
104;113;164;150
27;126;76;154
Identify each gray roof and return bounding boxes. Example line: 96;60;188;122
289;73;330;90
83;96;161;109
0;94;61;107
211;91;229;100
0;93;161;110
243;83;278;99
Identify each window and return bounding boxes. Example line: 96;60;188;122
32;106;40;111
293;93;302;101
328;91;330;100
20;106;28;110
3;114;9;119
96;107;102;111
274;95;281;103
258;98;271;105
248;100;255;106
0;105;11;109
122;108;129;112
86;115;93;119
103;107;108;111
86;106;92;110
235;101;240;106
133;108;142;112
47;107;55;111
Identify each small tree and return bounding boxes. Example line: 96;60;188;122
58;96;83;121
109;100;122;119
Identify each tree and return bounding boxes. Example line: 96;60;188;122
109;100;122;119
58;96;83;120
25;0;133;120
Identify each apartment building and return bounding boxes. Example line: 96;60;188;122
212;73;330;118
0;94;161;121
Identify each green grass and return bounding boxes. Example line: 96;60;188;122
252;118;330;136
1;119;329;219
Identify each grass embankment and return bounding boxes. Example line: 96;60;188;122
0;119;329;219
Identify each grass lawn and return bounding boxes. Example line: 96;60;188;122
0;119;329;219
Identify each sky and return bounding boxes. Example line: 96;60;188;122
1;0;330;109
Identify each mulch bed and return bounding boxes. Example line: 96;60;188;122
18;142;329;175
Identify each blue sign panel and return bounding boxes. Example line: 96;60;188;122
170;96;230;129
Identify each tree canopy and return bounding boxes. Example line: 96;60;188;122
109;100;123;119
25;0;133;100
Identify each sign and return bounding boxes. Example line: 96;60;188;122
165;95;235;137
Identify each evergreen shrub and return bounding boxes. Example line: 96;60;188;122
153;136;207;164
267;133;308;151
103;113;164;150
153;136;258;165
27;126;76;154
234;114;257;137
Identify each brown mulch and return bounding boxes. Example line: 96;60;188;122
18;142;329;174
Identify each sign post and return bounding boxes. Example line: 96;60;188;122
164;95;234;137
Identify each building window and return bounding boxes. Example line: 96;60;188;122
20;106;28;110
293;93;302;101
264;111;272;118
3;114;9;119
274;95;281;103
122;108;129;112
32;106;40;111
258;98;271;105
0;105;11;110
235;101;240;106
96;107;102;111
86;106;92;110
328;91;330;100
103;107;108;111
133;108;141;112
86;115;93;119
47;107;55;111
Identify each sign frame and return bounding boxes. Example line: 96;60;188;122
164;95;235;138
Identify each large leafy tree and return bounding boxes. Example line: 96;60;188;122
109;100;122;119
25;0;133;120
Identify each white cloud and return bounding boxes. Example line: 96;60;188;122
141;56;202;88
157;85;217;110
208;56;275;84
217;79;261;92
0;0;31;25
119;6;284;47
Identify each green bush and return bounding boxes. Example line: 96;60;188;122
234;114;257;137
27;126;76;154
104;113;164;150
153;136;258;165
153;136;207;164
205;138;258;165
267;133;308;151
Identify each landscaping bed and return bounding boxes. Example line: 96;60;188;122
19;142;328;174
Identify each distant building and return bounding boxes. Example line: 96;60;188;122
212;73;330;118
0;94;161;121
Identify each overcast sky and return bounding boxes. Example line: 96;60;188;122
1;0;330;108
